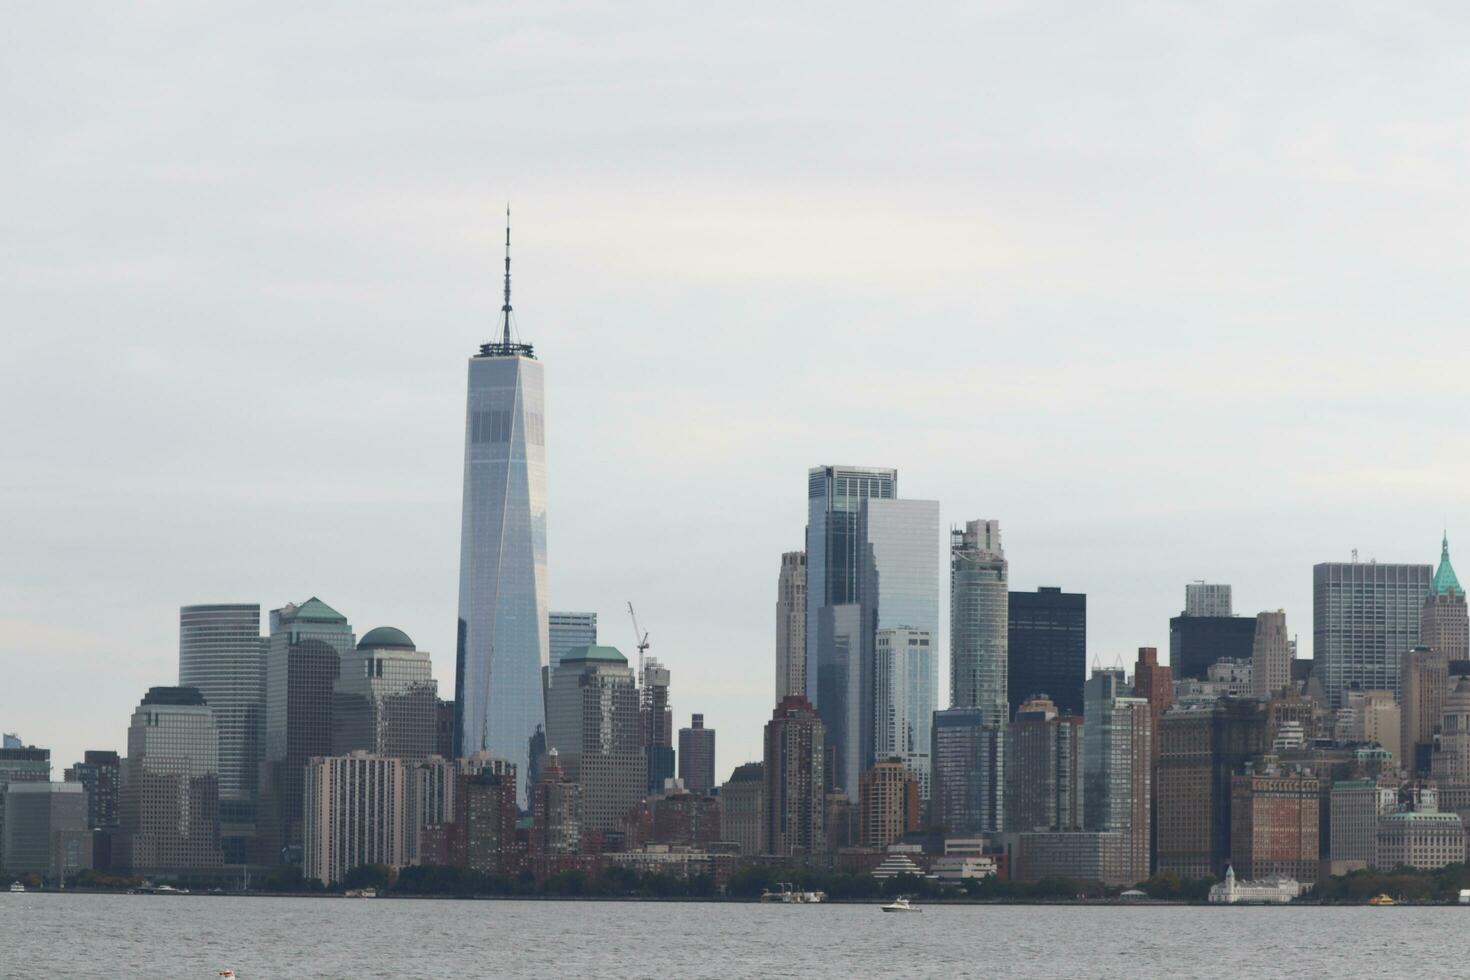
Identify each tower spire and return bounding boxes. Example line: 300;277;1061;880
475;204;535;359
501;204;513;348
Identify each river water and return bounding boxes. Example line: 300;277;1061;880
1;892;1463;978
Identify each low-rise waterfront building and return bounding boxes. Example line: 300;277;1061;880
1207;865;1307;904
1013;830;1131;886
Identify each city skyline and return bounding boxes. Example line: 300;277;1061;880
11;3;1470;781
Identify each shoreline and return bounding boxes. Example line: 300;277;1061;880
11;888;1459;907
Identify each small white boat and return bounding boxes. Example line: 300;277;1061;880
8;882;25;894
880;896;921;913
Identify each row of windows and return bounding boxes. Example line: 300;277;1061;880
471;409;546;446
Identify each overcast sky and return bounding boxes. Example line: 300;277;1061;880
5;3;1470;776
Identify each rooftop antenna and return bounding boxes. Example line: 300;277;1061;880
501;204;513;348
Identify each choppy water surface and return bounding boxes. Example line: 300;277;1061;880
1;892;1464;978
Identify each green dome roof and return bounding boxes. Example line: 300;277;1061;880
561;644;626;664
358;626;415;650
1433;533;1464;598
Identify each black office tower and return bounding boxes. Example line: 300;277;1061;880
1169;615;1256;681
1008;587;1086;718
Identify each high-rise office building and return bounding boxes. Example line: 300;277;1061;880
2;782;89;880
1432;676;1470;787
873;627;934;801
1329;778;1399;870
544;646;644;833
776;551;807;700
435;699;456;760
549;612;597;672
1250;610;1290;699
805;465;896;794
641;659;674;794
1083;669;1151;884
260;598;355;857
858;758;919;848
720;762;765;856
302;752;410;886
814;494;939;800
63;750;120;831
764;695;826;857
118;687;224;878
1423;534;1469;659
455;221;548;809
1229;763;1319;883
677;714;715;796
1156;698;1267;877
1133;647;1172;872
1402;646;1449;776
1169;613;1256;682
334;626;437;760
1313;559;1432;706
949;519;1006;827
1185;582;1233;618
951;520;1007;719
178;604;264;831
1005;696;1082;832
930;708;1002;834
0;742;50;862
1008;587;1086;719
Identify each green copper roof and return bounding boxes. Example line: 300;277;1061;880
1432;533;1464;597
358;626;415;650
561;644;627;665
280;597;345;623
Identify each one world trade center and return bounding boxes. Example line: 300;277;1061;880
455;215;548;804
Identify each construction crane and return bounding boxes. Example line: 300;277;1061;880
627;601;650;681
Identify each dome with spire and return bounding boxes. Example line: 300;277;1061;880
1432;532;1464;597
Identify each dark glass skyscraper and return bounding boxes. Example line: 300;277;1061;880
1168;614;1255;682
455;221;548;805
1007;587;1086;719
804;465;898;796
260;598;354;858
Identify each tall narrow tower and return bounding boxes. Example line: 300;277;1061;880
455;211;549;805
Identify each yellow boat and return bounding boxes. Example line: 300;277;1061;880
1368;894;1397;906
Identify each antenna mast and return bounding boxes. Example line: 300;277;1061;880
501;205;513;347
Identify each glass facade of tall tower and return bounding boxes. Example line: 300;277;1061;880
1008;587;1087;718
1313;561;1431;706
1083;669;1152;884
261;598;354;857
861;498;939;791
178;604;263;828
549;612;597;672
456;343;548;806
874;627;934;801
805;465;897;796
951;520;1008;721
